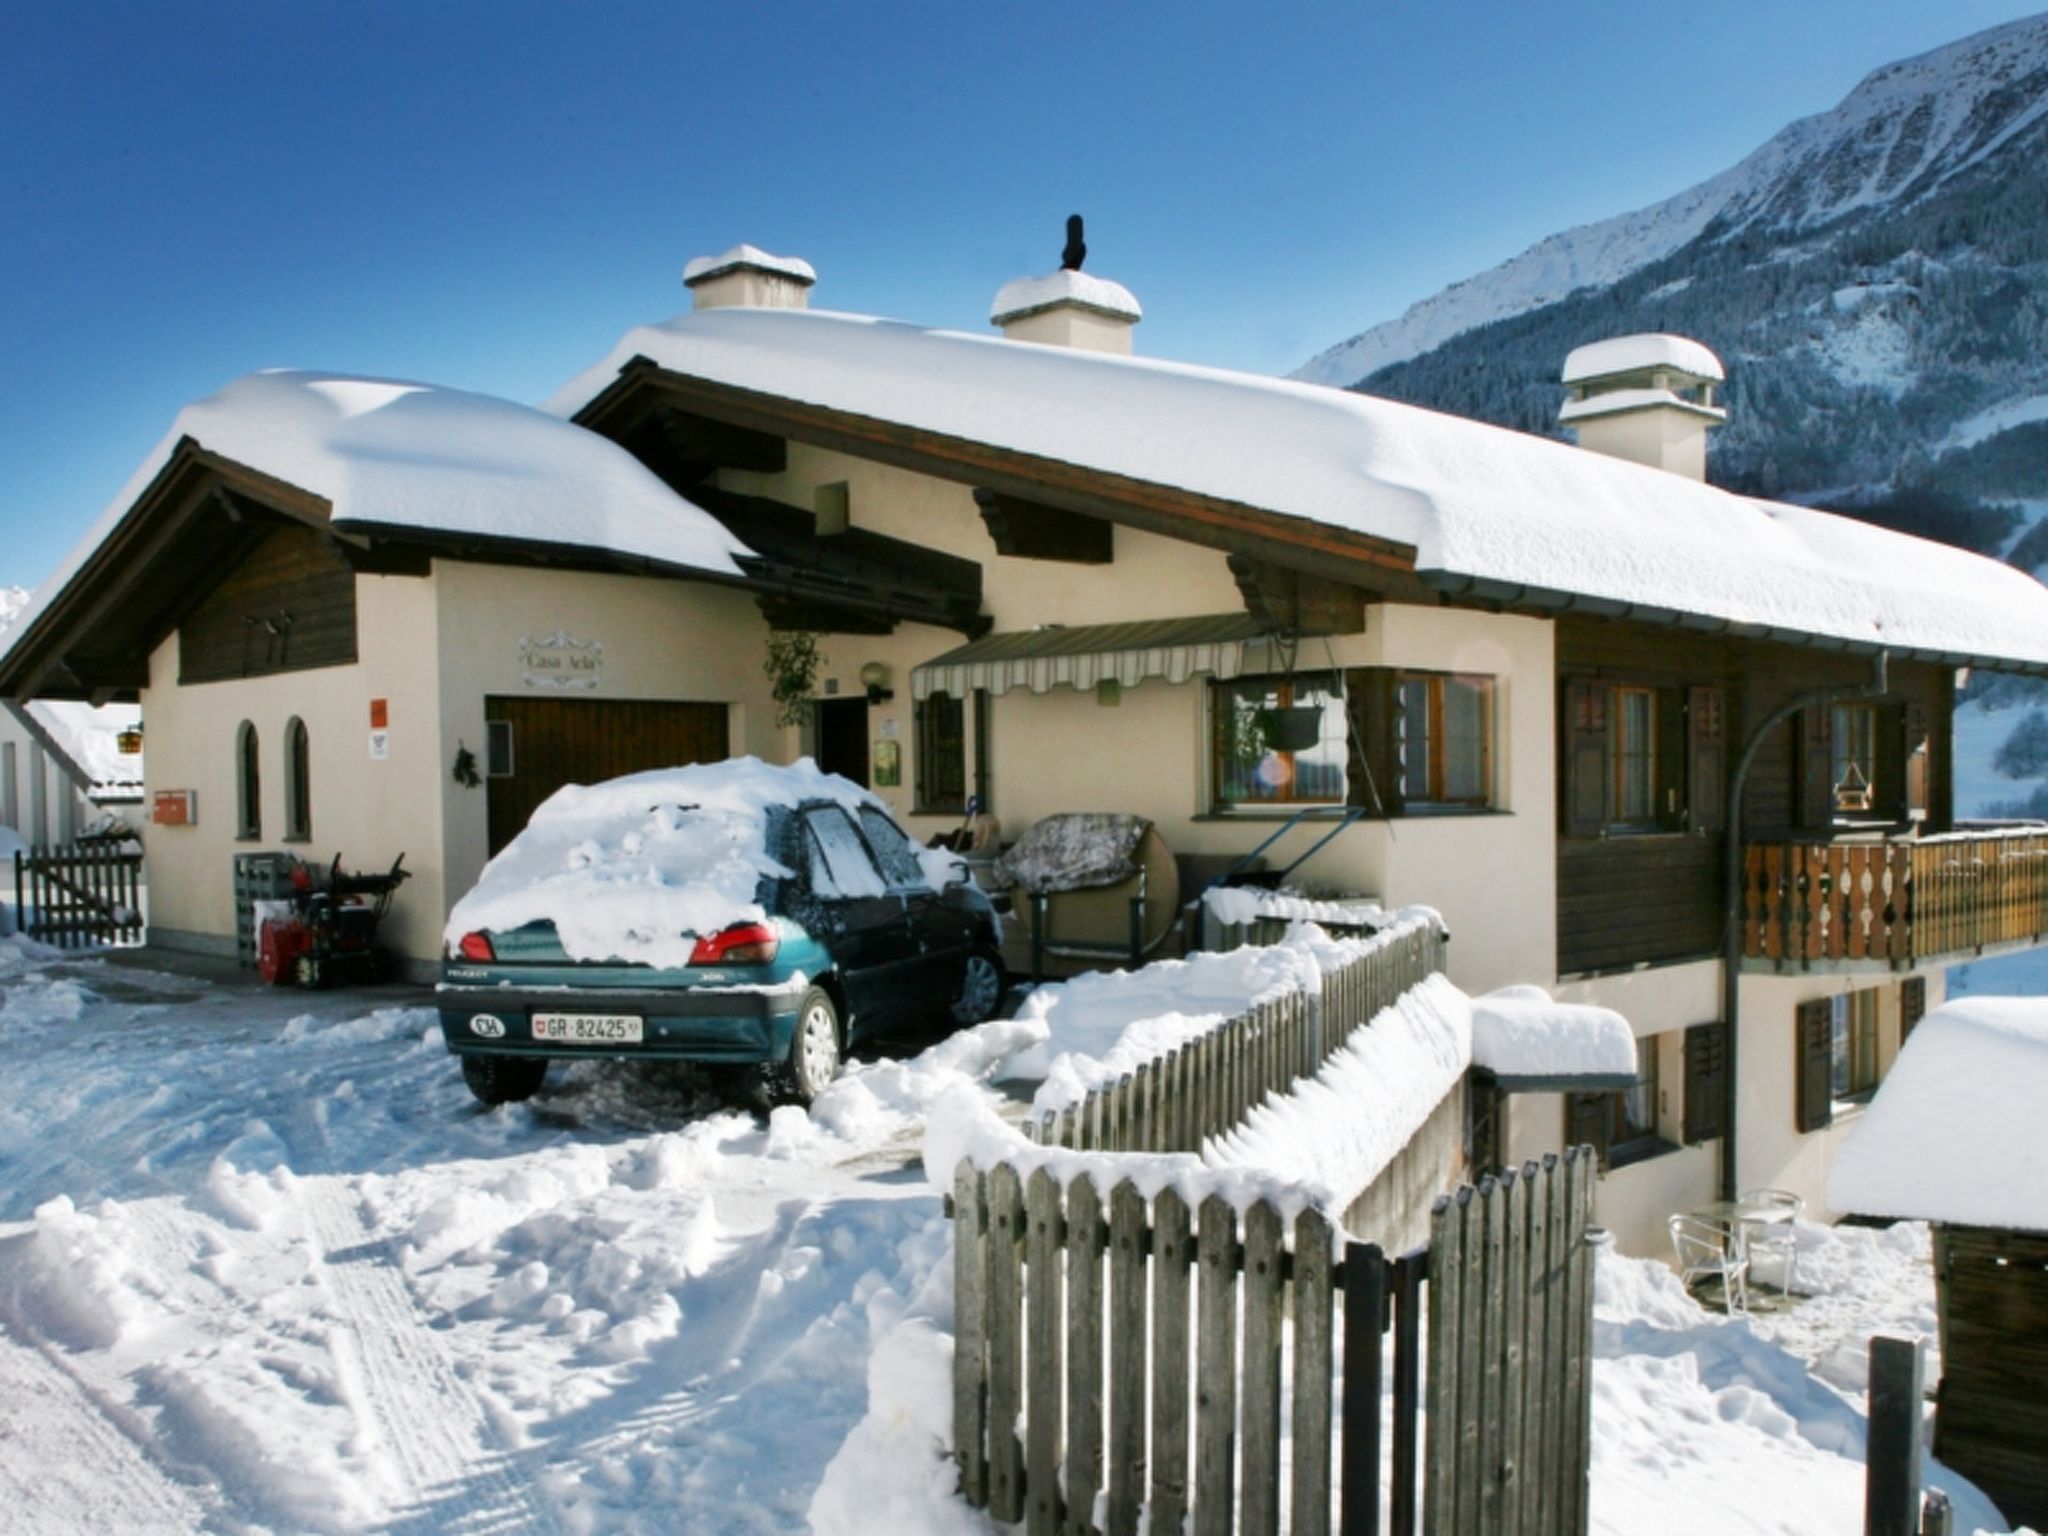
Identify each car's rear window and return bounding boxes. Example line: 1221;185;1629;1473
804;806;886;898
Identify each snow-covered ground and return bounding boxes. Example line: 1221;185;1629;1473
0;935;2027;1533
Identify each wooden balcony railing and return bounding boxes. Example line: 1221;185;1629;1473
1741;826;2048;970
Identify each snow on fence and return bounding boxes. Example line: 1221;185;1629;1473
12;843;144;949
1022;920;1447;1155
949;1149;1597;1536
1741;827;2048;968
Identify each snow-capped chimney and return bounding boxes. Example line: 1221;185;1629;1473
990;215;1141;354
1559;334;1726;481
684;245;816;311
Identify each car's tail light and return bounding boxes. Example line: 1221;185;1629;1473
455;931;496;962
688;922;779;966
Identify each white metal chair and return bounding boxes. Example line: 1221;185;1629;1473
1669;1213;1748;1316
1736;1189;1804;1295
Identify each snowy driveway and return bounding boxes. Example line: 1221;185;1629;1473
0;942;956;1534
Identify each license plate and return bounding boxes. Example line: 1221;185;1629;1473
531;1012;644;1044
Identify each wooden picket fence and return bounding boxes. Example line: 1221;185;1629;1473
13;843;144;949
950;1147;1597;1536
1025;920;1449;1154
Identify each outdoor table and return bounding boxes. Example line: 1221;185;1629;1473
1693;1197;1798;1289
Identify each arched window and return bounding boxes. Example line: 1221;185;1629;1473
236;721;261;839
284;717;311;841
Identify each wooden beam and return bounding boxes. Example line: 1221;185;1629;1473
756;596;893;636
656;406;786;477
1227;553;1366;636
972;488;1113;563
581;366;1435;601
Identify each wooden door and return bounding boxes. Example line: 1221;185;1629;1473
485;696;730;854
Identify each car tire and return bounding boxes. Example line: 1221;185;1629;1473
461;1053;548;1106
950;946;1006;1026
784;985;843;1104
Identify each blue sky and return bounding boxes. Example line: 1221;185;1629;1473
3;1;2041;590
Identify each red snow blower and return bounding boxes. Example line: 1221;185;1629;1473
257;853;410;988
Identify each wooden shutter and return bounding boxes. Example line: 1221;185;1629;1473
1683;1021;1728;1144
1344;668;1401;816
1798;707;1836;830
1566;1090;1611;1166
1795;998;1834;1133
1874;702;1907;820
1688;686;1726;835
1903;702;1930;822
1562;679;1611;838
1900;975;1927;1042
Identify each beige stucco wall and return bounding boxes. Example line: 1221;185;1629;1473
140;569;447;961
430;561;781;949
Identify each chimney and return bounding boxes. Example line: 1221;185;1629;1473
990;215;1141;354
1559;333;1725;480
684;244;816;311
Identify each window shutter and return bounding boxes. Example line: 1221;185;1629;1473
1794;998;1834;1133
1900;975;1927;1041
1565;1090;1611;1166
1344;669;1401;815
1874;702;1907;820
1683;1021;1727;1144
1687;686;1726;835
1798;707;1836;830
1903;703;1930;822
1562;679;1610;838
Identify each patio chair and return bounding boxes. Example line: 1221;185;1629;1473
1669;1213;1748;1317
1736;1189;1804;1295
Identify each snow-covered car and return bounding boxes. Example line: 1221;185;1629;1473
436;758;1003;1106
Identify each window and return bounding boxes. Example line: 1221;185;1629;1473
916;691;967;815
803;806;886;898
1396;673;1491;806
1212;673;1347;809
1614;686;1658;826
1566;1033;1669;1168
1830;990;1879;1100
1561;679;1722;838
1795;988;1883;1132
856;805;928;890
283;717;311;841
236;721;261;840
1831;704;1877;814
486;719;515;778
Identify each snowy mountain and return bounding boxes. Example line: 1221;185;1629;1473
1297;15;2048;388
1296;14;2048;818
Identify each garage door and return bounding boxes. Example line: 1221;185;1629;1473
485;697;731;854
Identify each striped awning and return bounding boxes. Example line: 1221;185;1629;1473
911;614;1266;701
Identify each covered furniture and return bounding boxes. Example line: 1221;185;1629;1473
989;813;1180;975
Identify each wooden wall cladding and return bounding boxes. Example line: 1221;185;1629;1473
178;525;357;684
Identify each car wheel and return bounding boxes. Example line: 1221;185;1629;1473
950;947;1006;1026
461;1054;548;1106
785;985;843;1104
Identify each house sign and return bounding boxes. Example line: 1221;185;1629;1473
520;631;604;691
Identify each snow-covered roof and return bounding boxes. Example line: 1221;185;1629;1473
2;372;751;666
1469;985;1638;1088
1562;333;1725;384
989;269;1142;325
550;307;2048;672
1829;997;2048;1231
683;244;817;287
25;702;143;798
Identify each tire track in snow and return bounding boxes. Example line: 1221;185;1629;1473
289;1143;562;1535
0;1317;210;1535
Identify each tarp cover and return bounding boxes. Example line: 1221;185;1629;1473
990;813;1151;895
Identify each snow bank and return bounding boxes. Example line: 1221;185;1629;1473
1470;984;1639;1084
1206;971;1471;1209
550;306;2048;671
443;756;910;965
1830;996;2048;1231
1199;886;1402;930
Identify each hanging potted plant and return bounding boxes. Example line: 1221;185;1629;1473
764;630;827;729
1253;702;1325;753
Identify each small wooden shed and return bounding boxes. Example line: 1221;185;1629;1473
1830;997;2048;1529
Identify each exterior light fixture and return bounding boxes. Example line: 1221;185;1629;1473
860;661;894;704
